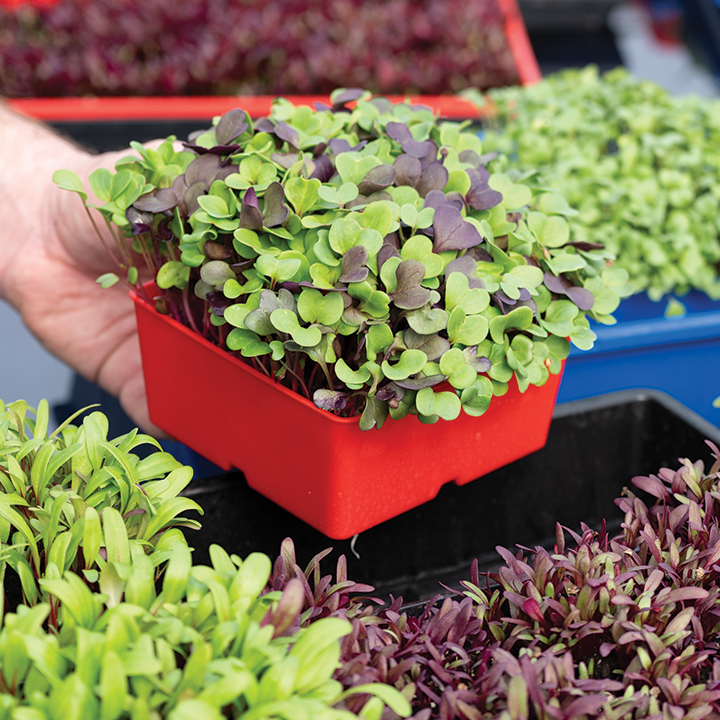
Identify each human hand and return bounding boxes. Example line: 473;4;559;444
0;105;166;436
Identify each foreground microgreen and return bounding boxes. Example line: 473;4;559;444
55;91;630;429
0;399;201;616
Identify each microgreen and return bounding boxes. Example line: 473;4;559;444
55;94;630;429
4;398;720;718
0;0;519;98
472;65;720;301
0;541;410;720
0;399;201;618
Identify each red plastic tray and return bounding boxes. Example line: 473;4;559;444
5;0;539;122
132;286;562;538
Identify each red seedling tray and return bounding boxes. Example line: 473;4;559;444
6;0;539;123
132;285;563;539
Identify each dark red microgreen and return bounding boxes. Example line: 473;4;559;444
404;329;450;362
403;139;436;159
126;207;154;235
133;187;178;214
357;164;397;195
273;121;301;149
445;255;486;289
543;271;595;311
466;167;503;211
417;162;450;198
385;122;413;144
238;187;263;231
309;155;335;183
338;245;369;284
185;153;224;188
215;109;249;146
432;204;484;252
390;259;431;310
261;182;290;228
393;154;422;187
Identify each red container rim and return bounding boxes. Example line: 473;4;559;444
8;94;482;123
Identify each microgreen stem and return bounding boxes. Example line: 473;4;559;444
181;287;201;336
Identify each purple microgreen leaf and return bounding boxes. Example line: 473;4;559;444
271;152;299;169
274;120;300;148
466;245;494;264
253;118;275;134
464;346;492;372
185;153;223;188
417;162;450;198
378;241;401;272
445;191;468;210
403;139;436;159
375;382;405;405
262;182;290;227
393;154;422;187
522;597;544;622
243;186;260;209
346;190;393;209
331;88;366;107
466;167;503;211
133;187;179;213
394;374;447;390
182;181;207;217
391;259;432;309
309;155;335;183
126;207;154;235
385;121;414;144
662;587;710;603
215;109;249;146
423;189;449;210
238;187;263;231
632;474;672;500
313;389;349;412
205;290;233;316
358;164;397;194
339;245;369;284
433;204;483;252
205;241;233;260
359;396;388;431
329;138;351;155
404;328;451;361
261;577;304;638
216;164;239;182
563;697;609;719
492;289;516;311
445;256;486;289
543;271;595;311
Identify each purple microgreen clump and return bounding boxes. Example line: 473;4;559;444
262;441;720;718
0;1;522;99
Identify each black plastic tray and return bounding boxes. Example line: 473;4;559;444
180;389;720;602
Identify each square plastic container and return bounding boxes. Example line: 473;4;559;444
132;285;563;539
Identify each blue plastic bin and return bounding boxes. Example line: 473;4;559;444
556;291;720;426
